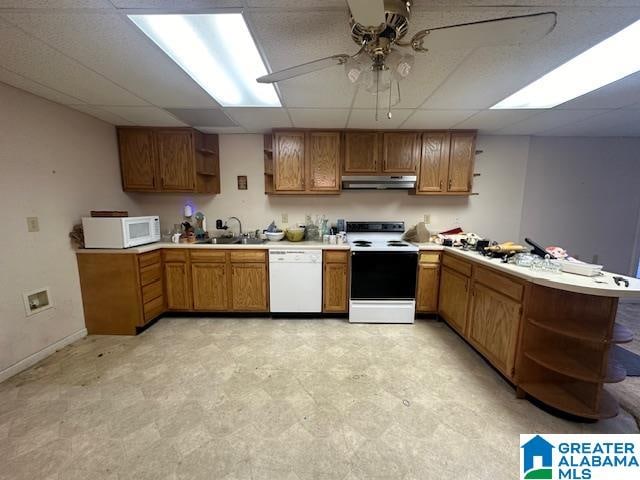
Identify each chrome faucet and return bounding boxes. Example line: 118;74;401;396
224;216;243;237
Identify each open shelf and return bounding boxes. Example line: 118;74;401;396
524;349;626;384
527;317;612;343
611;323;633;344
520;382;619;419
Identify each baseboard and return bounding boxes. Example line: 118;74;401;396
0;328;87;383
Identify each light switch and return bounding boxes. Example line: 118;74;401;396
423;214;431;224
27;217;39;232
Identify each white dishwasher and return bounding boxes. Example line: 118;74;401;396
269;250;322;313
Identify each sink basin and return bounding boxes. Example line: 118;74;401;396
239;238;266;245
201;237;241;244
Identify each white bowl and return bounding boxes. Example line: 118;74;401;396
265;231;285;241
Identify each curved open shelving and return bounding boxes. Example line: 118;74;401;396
524;349;626;384
520;382;619;420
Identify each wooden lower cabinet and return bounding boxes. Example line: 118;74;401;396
192;263;228;311
416;252;441;313
467;283;522;379
438;266;470;334
164;262;192;310
231;263;268;311
323;250;349;313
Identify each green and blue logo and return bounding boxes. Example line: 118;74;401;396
521;435;554;479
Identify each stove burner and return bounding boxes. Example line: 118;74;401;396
353;240;372;246
387;241;409;247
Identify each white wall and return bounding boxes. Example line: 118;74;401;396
520;136;640;275
131;134;531;242
0;83;138;377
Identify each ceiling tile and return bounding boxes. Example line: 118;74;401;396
195;126;247;134
0;0;112;7
558;71;640;110
100;106;186;126
539;109;640;137
108;0;241;8
401;110;478;129
0;66;84;104
165;108;236;127
224;107;291;132
422;8;640;110
1;12;220;108
0;18;147;106
496;109;608;135
347;109;413;129
289;108;349;128
454;109;542;132
68;104;134;125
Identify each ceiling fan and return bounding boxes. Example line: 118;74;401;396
256;0;557;119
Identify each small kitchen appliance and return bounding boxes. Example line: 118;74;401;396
82;215;160;249
347;221;418;324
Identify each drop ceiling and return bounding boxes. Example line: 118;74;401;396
0;0;639;136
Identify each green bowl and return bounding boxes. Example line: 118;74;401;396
285;228;305;242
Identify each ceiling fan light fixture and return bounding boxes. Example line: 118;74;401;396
491;17;640;109
128;13;281;107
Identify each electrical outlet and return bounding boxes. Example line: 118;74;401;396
26;217;39;232
281;213;288;224
423;214;431;224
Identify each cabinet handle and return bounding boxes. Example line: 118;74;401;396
439;180;443;190
448;178;452;190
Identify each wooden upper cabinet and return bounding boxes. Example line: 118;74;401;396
417;132;450;193
447;132;476;192
273;131;306;192
156;130;196;191
307;132;341;192
118;129;157;191
382;132;420;173
344;131;379;174
117;127;219;193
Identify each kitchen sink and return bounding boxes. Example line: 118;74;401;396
198;236;265;245
239;238;266;245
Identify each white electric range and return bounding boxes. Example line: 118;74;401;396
346;222;418;324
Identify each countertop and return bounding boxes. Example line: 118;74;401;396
77;240;640;298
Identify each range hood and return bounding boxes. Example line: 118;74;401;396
342;175;417;190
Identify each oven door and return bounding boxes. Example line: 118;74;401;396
350;252;418;300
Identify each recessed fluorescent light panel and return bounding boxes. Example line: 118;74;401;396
129;13;281;107
492;18;640;109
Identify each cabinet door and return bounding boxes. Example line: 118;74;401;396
307;132;341;192
164;262;192;310
231;263;268;311
156;130;196;191
417;132;449;193
416;264;439;313
274;132;306;192
118;129;157;191
323;262;348;313
438;266;470;334
192;263;228;311
344;132;379;174
382;132;420;173
447;132;476;192
467;283;521;378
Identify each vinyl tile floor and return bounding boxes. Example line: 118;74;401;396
610;303;640;423
0;317;638;480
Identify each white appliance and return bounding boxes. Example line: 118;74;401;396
347;221;418;324
269;250;322;313
82;215;160;249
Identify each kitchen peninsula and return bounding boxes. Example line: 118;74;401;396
77;240;639;421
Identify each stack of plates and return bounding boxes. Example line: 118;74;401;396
558;260;603;277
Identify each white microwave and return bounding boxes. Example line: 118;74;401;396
82;216;161;249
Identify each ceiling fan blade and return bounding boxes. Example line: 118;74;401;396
412;11;557;52
257;54;350;83
346;0;386;28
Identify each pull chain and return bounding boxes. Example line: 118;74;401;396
375;68;380;121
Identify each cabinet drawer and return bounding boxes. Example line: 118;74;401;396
143;295;164;322
324;250;349;263
163;249;188;263
442;253;472;277
142;279;163;304
138;251;161;268
475;266;524;302
140;263;162;286
229;250;266;263
190;250;227;263
419;252;441;264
